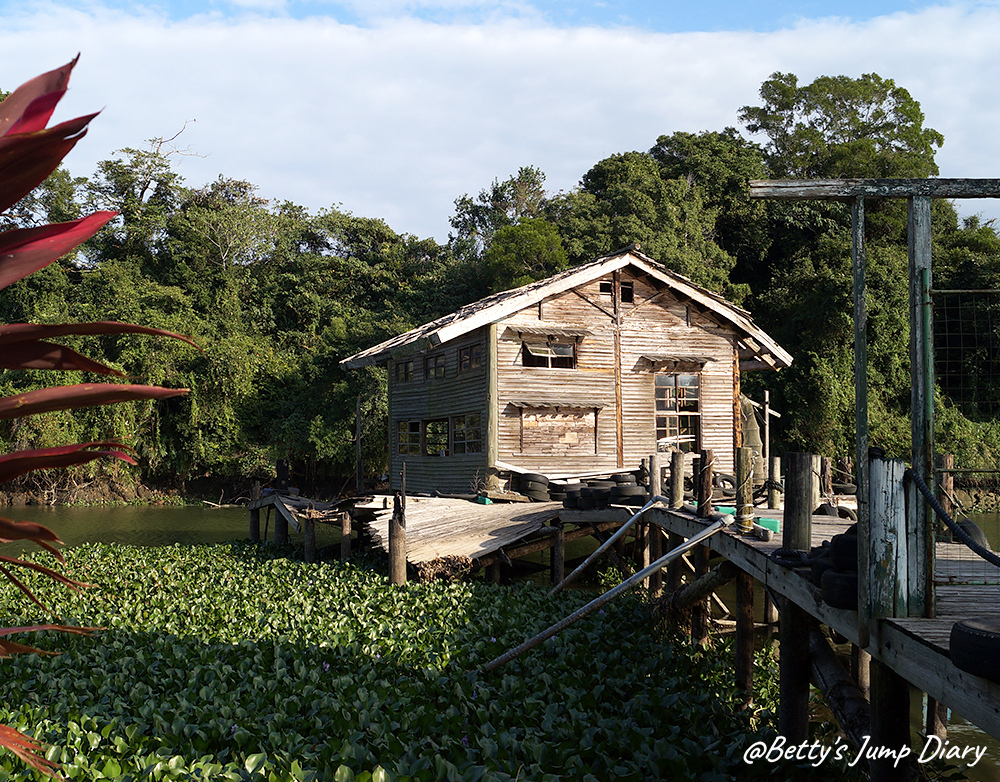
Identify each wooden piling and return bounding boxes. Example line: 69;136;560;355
389;465;407;586
820;455;833;501
778;452;813;742
767;455;781;510
648;452;663;596
735;568;754;706
249;481;261;541
550;521;565;587
692;451;714;645
870;659;912;782
274;504;289;545
936;453;954;542
304;517;316;563
340;511;352;561
736;447;753;535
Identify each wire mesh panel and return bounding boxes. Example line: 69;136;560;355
932;289;1000;584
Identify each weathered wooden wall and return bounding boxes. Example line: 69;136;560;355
389;327;490;492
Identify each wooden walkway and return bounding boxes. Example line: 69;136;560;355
361;497;562;564
638;504;1000;741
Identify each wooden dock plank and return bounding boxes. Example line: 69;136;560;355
363;498;561;564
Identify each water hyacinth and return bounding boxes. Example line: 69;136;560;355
0;541;860;781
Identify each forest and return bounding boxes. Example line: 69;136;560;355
2;70;999;500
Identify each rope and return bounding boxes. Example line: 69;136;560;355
904;468;1000;569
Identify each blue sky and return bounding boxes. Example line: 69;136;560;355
0;0;998;239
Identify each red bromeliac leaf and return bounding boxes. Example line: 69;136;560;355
8;91;66;137
0;442;137;483
0;723;61;779
0;517;60;544
0;556;90;591
0;638;56;657
0;321;199;350
0;383;188;421
0;211;116;291
0;112;98;214
0;340;125;376
0;56;77;136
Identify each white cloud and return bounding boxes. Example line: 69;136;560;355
0;2;999;240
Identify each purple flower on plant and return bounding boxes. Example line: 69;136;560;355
461;735;469;747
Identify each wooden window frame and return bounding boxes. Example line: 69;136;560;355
458;344;483;372
423;418;449;456
655;373;701;453
394;360;413;383
452;414;482;454
396;420;421;456
425;353;446;380
521;338;576;369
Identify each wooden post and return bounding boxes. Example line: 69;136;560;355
249;481;261;541
768;455;781;510
853;195;871;651
820;456;833;501
870;455;908;617
870;659;912;782
355;394;363;495
696;450;714;519
340;511;352;561
304;517;316;563
390;464;407;586
274;503;289;545
692;451;714;645
735;568;754;707
778;451;813;742
736;447;754;534
852;645;871;700
936;453;954;542
648;452;663;596
550;521;565;587
669;451;685;508
667;450;685;591
489;561;501;583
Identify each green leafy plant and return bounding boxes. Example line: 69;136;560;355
0;57;194;776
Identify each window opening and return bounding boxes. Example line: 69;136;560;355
458;344;483;372
424;419;449;456
522;338;576;369
655;373;700;452
395;360;412;383
453;414;482;454
397;420;420;455
425;354;446;380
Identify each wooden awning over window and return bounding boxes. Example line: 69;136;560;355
502;324;593;339
508;399;607;409
640;354;713;372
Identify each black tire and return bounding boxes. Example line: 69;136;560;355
587;480;617;489
714;473;737;492
560;483;587;493
821;569;858;610
829;534;859;571
812;557;835;587
833;482;857;496
611;485;648;498
523;480;549;493
578;496;595;510
838;506;858;521
950;619;1000;681
564;489;582;500
520;473;549;486
622;495;649;507
816;503;839;517
612;473;634;484
562;496;578;510
524;490;550;502
548;492;566;502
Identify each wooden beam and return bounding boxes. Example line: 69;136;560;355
751;178;1000;200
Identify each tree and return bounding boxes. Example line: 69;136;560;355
480;217;568;293
739;71;944;180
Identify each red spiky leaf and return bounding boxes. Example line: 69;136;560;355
0;340;125;375
0;724;61;779
0;56;77;137
0;211;116;291
0;441;137;483
0;322;199;350
0;383;188;421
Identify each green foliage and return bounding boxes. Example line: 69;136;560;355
480;217;568;293
0;542;857;781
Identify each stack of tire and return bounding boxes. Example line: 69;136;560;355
517;473;551;502
818;524;858;610
559;482;588;509
608;472;649;506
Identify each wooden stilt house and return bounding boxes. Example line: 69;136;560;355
340;246;792;493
